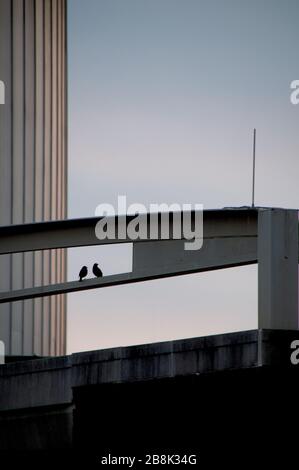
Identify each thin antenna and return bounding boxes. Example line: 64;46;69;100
251;128;256;208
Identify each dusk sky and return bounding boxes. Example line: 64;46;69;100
67;0;299;353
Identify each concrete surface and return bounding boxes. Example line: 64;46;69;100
0;329;299;453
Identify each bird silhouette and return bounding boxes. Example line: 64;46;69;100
79;266;88;281
93;263;103;278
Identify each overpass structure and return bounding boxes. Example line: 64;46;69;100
0;207;298;330
0;328;299;460
0;207;299;459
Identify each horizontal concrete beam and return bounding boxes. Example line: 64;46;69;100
0;329;298;411
0;208;258;254
0;330;262;410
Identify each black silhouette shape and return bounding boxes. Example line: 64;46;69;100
93;263;103;278
79;266;88;281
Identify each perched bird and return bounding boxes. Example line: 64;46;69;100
93;263;103;278
79;266;88;281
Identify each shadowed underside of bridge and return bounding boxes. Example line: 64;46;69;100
0;329;299;465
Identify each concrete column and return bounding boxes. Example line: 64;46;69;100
0;0;68;356
258;209;299;330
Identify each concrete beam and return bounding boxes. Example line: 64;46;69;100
0;329;298;452
1;329;299;412
1;208;299;335
0;231;258;303
0;330;263;411
133;237;257;277
0;209;257;254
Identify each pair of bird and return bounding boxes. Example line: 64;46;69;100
79;263;103;281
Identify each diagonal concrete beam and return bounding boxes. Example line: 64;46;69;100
0;208;258;303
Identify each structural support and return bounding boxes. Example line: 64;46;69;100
133;237;257;278
258;209;299;329
0;209;257;255
1;207;299;334
0;209;258;303
0;236;258;303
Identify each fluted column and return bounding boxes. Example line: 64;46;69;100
0;0;67;356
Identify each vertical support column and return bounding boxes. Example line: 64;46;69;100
23;0;35;356
258;209;298;330
11;0;25;356
0;0;12;355
0;0;67;357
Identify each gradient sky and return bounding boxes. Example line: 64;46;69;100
67;0;299;353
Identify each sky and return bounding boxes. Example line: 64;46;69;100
67;0;299;353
